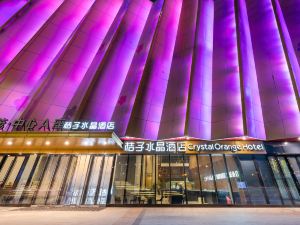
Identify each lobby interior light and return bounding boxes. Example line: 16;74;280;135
298;137;300;141
7;141;13;145
64;140;70;146
45;141;51;146
82;139;95;146
284;142;288;146
26;141;32;146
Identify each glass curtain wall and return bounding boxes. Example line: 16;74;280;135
1;154;300;206
0;156;25;204
211;155;233;204
156;155;171;205
110;155;128;204
108;154;300;206
254;155;282;205
237;155;267;205
97;156;114;204
0;154;114;206
21;155;49;204
269;156;294;205
198;155;216;204
169;155;185;205
225;155;250;205
184;155;202;204
11;155;38;204
277;157;300;205
85;156;104;205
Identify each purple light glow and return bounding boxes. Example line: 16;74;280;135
79;0;152;122
20;0;124;123
0;0;28;28
275;0;300;103
126;0;183;140
158;0;198;139
111;0;164;136
0;0;64;74
63;1;129;122
237;0;265;139
246;0;300;139
186;0;214;140
212;0;244;139
0;0;298;140
0;0;96;121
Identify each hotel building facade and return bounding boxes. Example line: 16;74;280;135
0;0;300;207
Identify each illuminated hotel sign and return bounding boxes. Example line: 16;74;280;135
62;121;115;131
123;141;265;154
0;118;115;132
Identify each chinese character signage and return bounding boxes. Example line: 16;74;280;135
0;118;115;132
123;141;265;154
62;121;115;131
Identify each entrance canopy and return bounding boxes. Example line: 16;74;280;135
0;131;123;154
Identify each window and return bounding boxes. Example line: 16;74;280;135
238;155;266;205
184;155;202;204
225;155;250;205
198;155;217;204
212;155;233;204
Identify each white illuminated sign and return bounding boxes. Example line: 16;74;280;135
187;143;265;152
204;170;240;181
63;121;115;131
123;141;265;153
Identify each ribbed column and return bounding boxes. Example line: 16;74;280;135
0;0;64;73
185;0;214;140
78;0;152;121
278;0;300;73
126;0;183;140
158;0;198;139
212;0;243;139
20;0;124;123
246;0;300;139
272;0;300;109
111;0;164;136
0;0;29;29
63;1;129;121
0;0;95;121
236;0;266;139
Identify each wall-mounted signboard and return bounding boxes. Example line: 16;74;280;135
123;140;266;154
0;118;115;132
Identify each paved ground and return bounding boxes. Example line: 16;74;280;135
0;207;300;225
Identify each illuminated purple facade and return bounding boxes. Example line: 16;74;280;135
0;0;299;140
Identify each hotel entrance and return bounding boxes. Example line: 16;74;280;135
0;133;300;207
0;131;122;206
108;154;300;206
